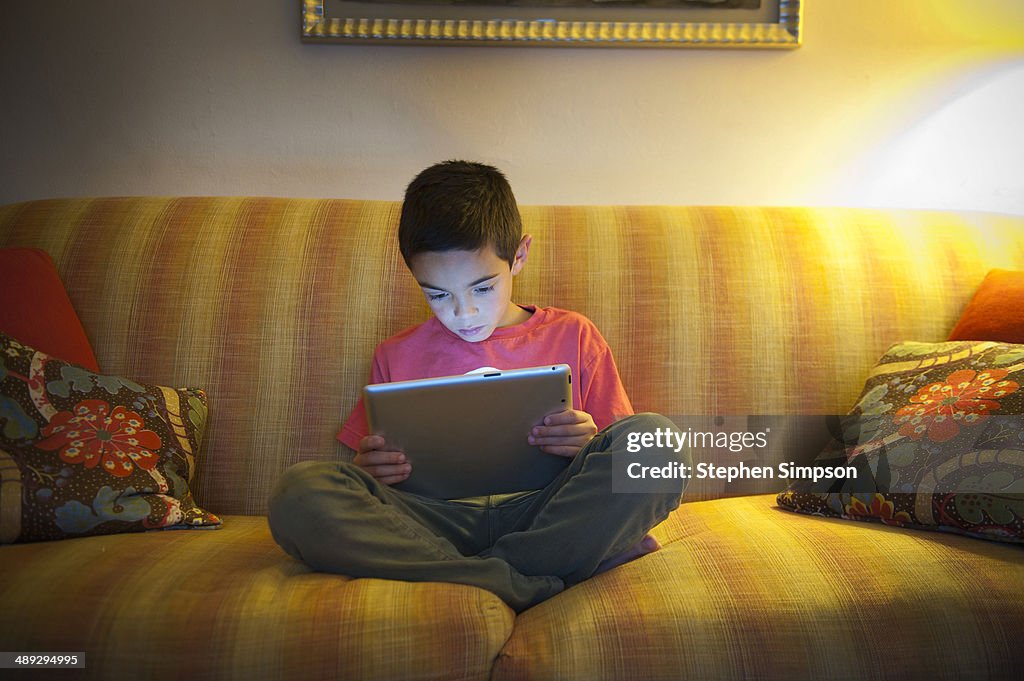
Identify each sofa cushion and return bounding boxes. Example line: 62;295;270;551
0;247;100;372
0;514;514;681
949;269;1024;343
776;340;1024;544
0;330;220;543
491;494;1024;681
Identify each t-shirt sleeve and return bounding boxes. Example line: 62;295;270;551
579;330;634;431
337;349;389;451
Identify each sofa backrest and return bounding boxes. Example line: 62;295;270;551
2;198;1023;514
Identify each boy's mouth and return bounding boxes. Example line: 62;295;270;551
458;325;485;338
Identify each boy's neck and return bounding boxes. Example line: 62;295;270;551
500;303;534;328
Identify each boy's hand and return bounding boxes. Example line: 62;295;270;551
354;435;411;485
528;409;598;458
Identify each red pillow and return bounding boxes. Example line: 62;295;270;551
948;269;1024;344
0;247;100;372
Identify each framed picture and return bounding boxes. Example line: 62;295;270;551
301;0;803;48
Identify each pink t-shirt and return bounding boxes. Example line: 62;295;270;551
337;305;633;450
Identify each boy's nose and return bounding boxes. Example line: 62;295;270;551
453;298;478;318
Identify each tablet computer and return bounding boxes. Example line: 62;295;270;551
363;364;573;499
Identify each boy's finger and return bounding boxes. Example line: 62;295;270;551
359;435;386;452
366;463;412;481
356;450;406;466
531;423;592;439
542;410;581;426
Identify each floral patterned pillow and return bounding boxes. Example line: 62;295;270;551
0;331;221;543
777;340;1024;545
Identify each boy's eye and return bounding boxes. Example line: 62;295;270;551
474;285;495;295
426;292;448;302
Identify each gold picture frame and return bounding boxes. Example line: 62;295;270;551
301;0;803;48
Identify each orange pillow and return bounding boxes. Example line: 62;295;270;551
948;269;1024;344
0;248;100;372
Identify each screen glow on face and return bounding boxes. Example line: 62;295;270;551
410;242;529;342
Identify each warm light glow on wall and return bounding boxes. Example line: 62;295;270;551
929;2;1024;50
1;1;1022;211
841;60;1024;215
814;1;1024;215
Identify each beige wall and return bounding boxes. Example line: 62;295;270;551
1;1;1022;213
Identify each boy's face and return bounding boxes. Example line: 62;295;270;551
409;236;531;343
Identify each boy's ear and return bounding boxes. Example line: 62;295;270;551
511;234;532;276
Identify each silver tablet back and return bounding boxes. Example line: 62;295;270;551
364;364;573;499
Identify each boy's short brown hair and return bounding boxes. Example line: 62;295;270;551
398;161;522;267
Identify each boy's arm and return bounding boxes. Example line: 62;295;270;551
338;347;392;450
579;341;633;429
528;409;598;458
529;337;632;457
353;435;411;486
339;349;411;484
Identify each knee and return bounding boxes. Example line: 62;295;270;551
267;460;352;539
608;413;692;500
268;460;362;561
613;412;693;467
618;412;675;430
270;460;323;512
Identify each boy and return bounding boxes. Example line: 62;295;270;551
268;161;689;611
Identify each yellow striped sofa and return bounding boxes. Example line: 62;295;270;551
1;198;1023;680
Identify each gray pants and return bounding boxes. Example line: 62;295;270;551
268;413;689;611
